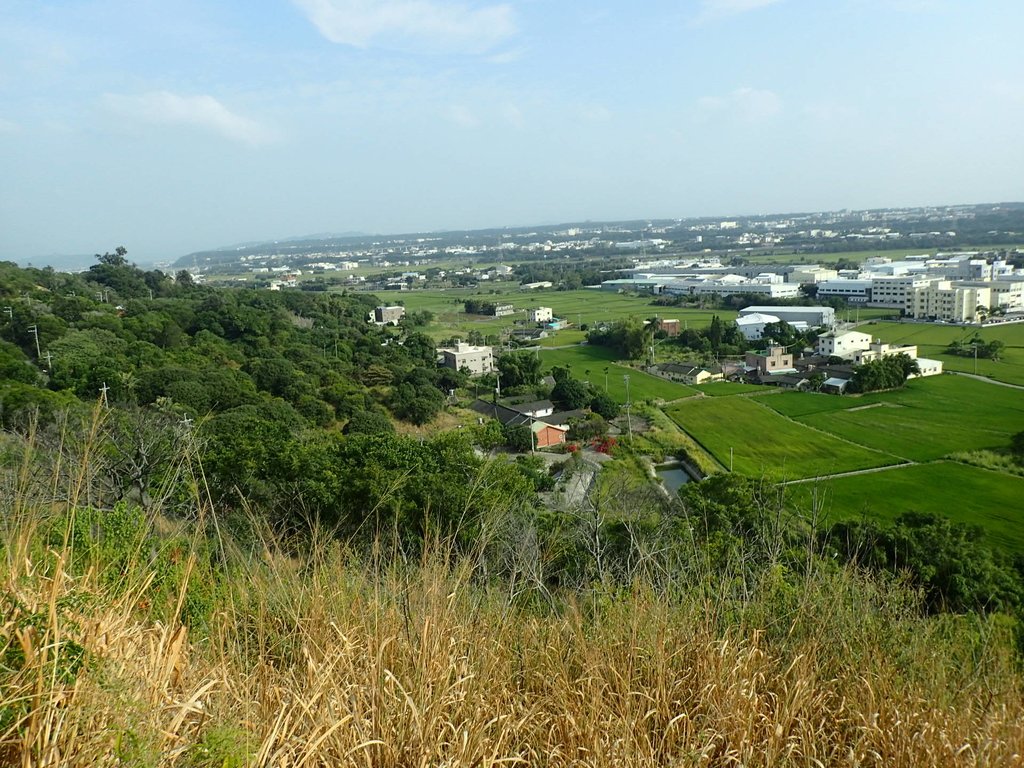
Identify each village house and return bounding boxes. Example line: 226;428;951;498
469;400;571;448
372;305;406;326
744;345;796;375
654;361;723;385
815;330;872;359
439;342;494;375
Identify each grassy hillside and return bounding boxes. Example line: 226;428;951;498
3;506;1024;766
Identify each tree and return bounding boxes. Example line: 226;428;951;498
551;376;591;410
497;351;542;388
761;321;799;348
849;354;917;393
829;511;1024;614
344;409;395;436
707;315;724;351
502;423;533;452
589;390;620;419
402;332;436;367
1011;431;1024;465
807;372;826;392
96;246;129;267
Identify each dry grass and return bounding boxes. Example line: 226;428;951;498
3;533;1024;767
2;416;1024;766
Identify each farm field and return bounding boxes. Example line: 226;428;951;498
787;462;1024;553
665;396;899;480
857;320;1024;386
763;375;1024;461
539;345;693;403
384;287;738;343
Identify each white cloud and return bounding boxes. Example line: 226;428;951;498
103;91;275;147
446;104;481;129
698;87;782;122
294;0;516;54
578;104;611;123
694;0;782;24
500;102;525;129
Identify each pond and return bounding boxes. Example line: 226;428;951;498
655;463;693;495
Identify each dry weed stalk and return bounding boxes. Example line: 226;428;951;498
1;419;1023;766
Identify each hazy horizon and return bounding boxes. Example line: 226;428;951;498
3;0;1023;266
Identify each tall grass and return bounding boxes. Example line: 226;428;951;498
2;412;1024;766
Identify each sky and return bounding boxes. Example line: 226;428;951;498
1;0;1023;265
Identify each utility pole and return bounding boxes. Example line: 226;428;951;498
99;382;110;408
623;374;633;444
43;351;52;370
604;367;609;393
2;307;11;320
730;447;734;472
27;324;41;358
973;343;978;375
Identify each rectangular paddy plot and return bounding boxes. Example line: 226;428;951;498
665;396;899;480
765;376;1024;462
540;345;693;403
786;462;1024;553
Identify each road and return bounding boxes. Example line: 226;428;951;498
779;461;916;486
950;371;1024;390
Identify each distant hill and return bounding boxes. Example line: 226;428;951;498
171;203;1024;272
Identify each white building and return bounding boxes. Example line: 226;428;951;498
816;330;872;359
440;343;494;375
735;312;781;340
851;341;918;365
913;358;944;377
905;281;991;322
955;280;1024;314
868;276;930;309
660;279;800;299
373;305;406;326
817;279;873;304
739;306;835;328
529;307;553;323
786;266;838;284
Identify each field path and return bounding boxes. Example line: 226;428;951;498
779;461;918;486
951;371;1024;390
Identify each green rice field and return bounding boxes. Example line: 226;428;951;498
787;462;1024;553
664;396;900;479
538;345;694;403
764;375;1024;461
